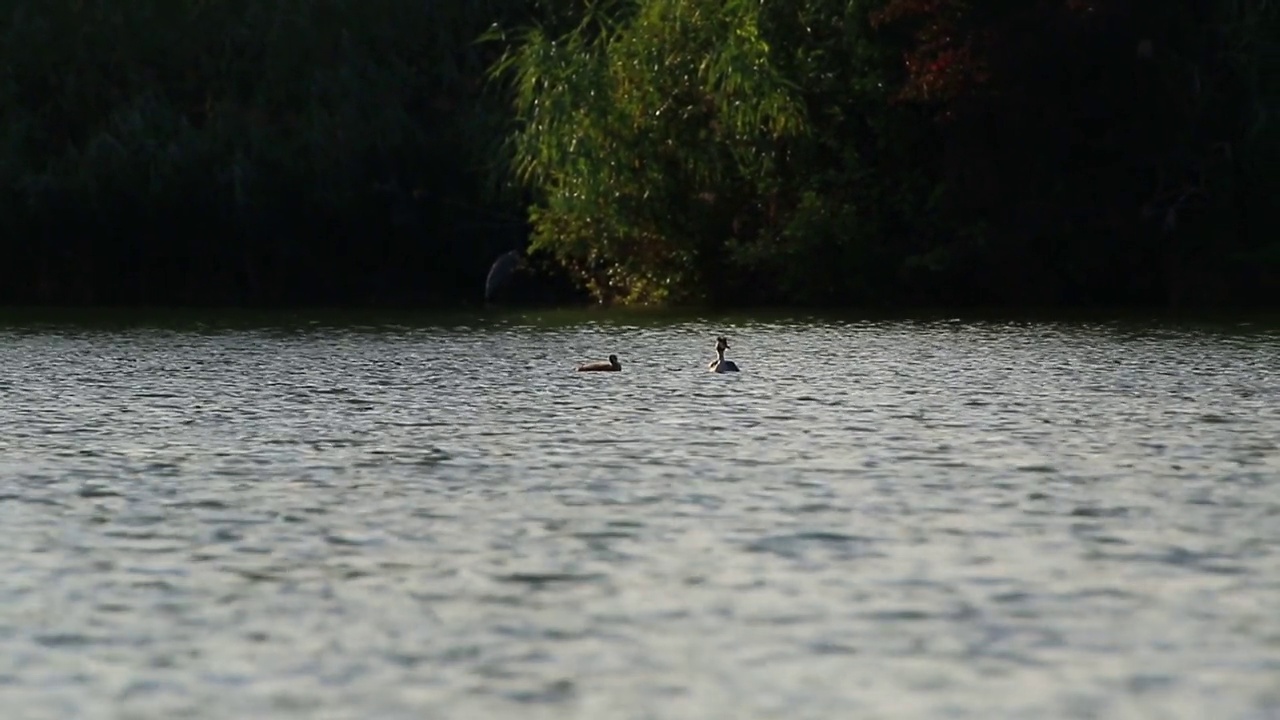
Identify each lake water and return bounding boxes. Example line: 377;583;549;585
1;311;1278;720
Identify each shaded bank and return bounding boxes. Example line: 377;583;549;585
2;0;1277;309
0;0;561;307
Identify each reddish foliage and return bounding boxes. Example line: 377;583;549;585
870;0;985;106
871;0;1091;108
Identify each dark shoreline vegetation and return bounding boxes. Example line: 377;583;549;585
2;0;1277;310
3;305;1278;335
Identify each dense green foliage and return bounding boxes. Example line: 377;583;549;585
1;0;1276;307
495;0;1280;306
491;0;927;304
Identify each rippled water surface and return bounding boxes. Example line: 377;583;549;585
2;312;1278;719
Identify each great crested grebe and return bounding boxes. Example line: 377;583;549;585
578;354;621;372
708;336;739;373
